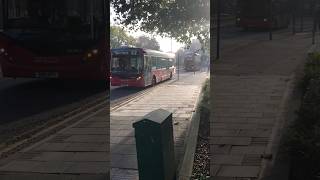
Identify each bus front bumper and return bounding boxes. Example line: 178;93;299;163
0;60;106;80
110;77;145;87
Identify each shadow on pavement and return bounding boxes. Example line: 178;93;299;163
0;78;107;125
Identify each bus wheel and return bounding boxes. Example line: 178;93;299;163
152;76;156;86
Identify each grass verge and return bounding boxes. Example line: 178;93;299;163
285;52;320;180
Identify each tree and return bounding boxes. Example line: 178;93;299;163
135;36;160;50
111;0;210;47
110;26;136;48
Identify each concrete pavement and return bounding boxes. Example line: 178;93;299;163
0;106;109;180
110;72;208;180
210;32;312;179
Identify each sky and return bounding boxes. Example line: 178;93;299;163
110;7;184;53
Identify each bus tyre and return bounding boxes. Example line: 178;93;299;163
152;77;156;86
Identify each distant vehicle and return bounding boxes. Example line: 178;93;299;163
236;0;290;29
0;0;108;80
111;47;175;87
184;52;201;72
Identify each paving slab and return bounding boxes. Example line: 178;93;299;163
211;33;311;179
0;107;109;180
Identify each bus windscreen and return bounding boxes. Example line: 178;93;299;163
239;0;269;18
2;0;104;55
111;55;143;74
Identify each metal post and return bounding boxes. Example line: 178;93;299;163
293;0;296;34
312;1;316;45
300;0;304;32
177;52;180;80
210;0;215;68
269;0;273;40
171;37;172;52
216;0;221;59
0;0;3;31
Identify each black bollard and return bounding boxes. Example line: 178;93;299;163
133;109;176;180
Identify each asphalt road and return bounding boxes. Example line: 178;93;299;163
0;77;107;124
110;70;202;102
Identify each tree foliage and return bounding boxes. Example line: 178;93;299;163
110;26;136;48
111;0;210;47
135;36;160;50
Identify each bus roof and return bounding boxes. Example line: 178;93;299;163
112;47;175;59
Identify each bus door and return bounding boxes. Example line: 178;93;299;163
144;56;152;86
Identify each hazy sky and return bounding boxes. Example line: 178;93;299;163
110;7;184;53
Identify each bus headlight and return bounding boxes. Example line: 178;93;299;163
263;18;268;22
0;48;5;54
84;49;99;61
136;76;142;80
92;49;98;55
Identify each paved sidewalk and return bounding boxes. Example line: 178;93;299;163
210;33;312;179
0;107;109;180
110;72;208;180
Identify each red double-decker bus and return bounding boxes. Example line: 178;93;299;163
111;47;175;87
0;0;108;80
236;0;290;29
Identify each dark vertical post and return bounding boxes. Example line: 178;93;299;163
105;0;110;84
216;0;221;59
210;0;215;74
312;0;316;45
269;0;273;40
292;0;296;34
177;51;180;80
300;0;304;32
0;0;3;31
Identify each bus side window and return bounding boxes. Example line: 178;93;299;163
163;58;166;69
144;56;151;70
148;56;152;70
160;57;163;69
163;58;167;68
144;56;148;70
165;58;170;69
156;57;161;69
151;56;157;70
